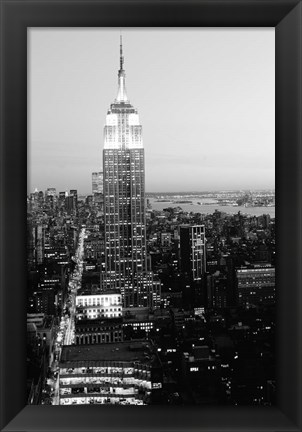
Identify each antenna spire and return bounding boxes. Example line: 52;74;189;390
116;34;128;103
120;34;124;71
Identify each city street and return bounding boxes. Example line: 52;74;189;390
50;227;86;404
63;227;85;346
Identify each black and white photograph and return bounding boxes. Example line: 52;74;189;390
27;28;276;407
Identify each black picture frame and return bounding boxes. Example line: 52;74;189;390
1;0;301;431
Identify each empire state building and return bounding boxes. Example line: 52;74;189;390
102;37;160;309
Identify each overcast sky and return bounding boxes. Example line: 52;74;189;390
28;28;275;195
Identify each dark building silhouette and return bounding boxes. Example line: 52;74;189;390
179;225;206;307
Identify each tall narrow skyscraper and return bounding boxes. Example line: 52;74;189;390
179;225;206;281
92;171;103;194
102;37;160;309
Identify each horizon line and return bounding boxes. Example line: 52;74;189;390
27;188;275;196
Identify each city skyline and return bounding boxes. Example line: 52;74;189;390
28;28;275;194
26;32;276;406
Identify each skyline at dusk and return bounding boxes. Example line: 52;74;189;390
28;28;275;194
27;28;277;408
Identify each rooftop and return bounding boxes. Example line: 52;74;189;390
77;289;121;297
75;317;122;328
123;307;150;322
60;340;154;364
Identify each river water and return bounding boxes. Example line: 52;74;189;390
148;198;275;218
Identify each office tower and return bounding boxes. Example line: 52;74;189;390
37;191;44;208
32;223;45;265
64;190;77;216
76;292;122;320
102;37;160;309
206;272;228;309
92;171;103;194
45;188;56;210
236;263;275;307
65;195;75;215
45;188;56;197
70;189;78;208
58;191;66;204
179;225;206;281
58;340;163;405
75;292;123;345
75;318;123;345
92;172;104;208
179;225;206;308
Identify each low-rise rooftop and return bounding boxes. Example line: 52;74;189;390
60;340;153;364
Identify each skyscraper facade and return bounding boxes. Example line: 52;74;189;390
236;264;275;307
179;225;207;281
101;38;160;309
92;171;103;194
